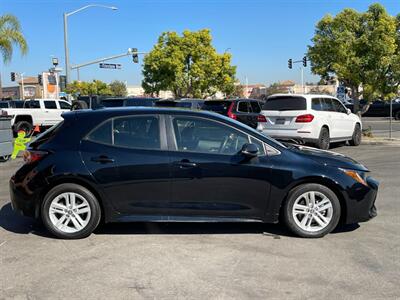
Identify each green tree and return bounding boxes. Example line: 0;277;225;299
308;3;400;113
0;14;28;98
142;29;236;99
66;80;112;97
109;80;127;97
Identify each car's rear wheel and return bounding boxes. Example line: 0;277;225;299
41;183;101;239
316;127;330;150
283;184;341;238
349;123;362;146
14;121;33;136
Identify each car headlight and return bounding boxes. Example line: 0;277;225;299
340;168;368;186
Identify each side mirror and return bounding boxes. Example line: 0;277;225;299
346;108;351;115
241;143;258;158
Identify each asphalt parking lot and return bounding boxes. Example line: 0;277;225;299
0;144;399;299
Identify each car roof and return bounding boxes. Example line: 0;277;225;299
71;106;221;118
267;94;338;100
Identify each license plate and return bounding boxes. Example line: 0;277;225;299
275;118;285;125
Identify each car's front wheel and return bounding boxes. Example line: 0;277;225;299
283;184;341;238
41;183;101;239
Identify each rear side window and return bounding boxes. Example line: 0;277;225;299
263;97;306;111
250;102;261;113
113;116;160;149
0;102;9;108
86;116;160;150
25;100;40;108
87;120;113;145
59;101;71;110
202;101;232;114
321;98;335;112
311;98;323;111
44;101;57;109
237;101;250;113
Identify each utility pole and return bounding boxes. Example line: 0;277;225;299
21;73;25;100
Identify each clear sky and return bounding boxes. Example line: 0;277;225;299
1;0;399;87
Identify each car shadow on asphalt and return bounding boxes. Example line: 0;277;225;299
0;202;359;239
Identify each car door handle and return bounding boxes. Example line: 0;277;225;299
173;160;197;168
91;155;114;164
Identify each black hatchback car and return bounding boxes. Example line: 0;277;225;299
10;108;378;239
202;99;264;128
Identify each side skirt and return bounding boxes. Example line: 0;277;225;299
113;215;265;223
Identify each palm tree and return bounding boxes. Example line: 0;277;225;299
0;14;28;98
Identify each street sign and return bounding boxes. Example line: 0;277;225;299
99;63;122;69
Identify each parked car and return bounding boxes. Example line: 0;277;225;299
10;107;378;239
258;94;362;150
202;99;264;128
0;100;24;109
175;99;205;109
100;97;160;108
345;99;400;120
0;99;71;134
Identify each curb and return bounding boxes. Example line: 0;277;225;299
361;138;400;146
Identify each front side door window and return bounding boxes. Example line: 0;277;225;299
172;117;249;155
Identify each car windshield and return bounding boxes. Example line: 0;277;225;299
202;101;232;113
263;97;306;111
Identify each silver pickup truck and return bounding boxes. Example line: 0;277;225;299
0;99;71;134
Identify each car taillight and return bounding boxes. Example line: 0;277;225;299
23;150;48;164
295;114;314;123
227;102;237;120
257;115;267;122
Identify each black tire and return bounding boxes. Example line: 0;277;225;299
395;111;400;121
282;183;341;238
0;155;11;162
71;100;88;111
316;127;330;150
349;123;362;146
14;121;33;136
41;183;101;239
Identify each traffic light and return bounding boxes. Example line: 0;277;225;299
132;48;139;63
302;56;307;67
38;74;42;85
288;59;292;69
11;72;16;81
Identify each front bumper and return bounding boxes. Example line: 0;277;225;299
345;176;378;224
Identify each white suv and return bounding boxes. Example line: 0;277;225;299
257;94;362;149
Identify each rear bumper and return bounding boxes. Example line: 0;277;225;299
258;129;318;144
9;176;39;218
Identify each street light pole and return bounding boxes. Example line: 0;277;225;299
63;4;118;86
63;13;70;85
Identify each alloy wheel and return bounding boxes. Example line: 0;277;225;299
48;192;91;233
292;191;333;232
